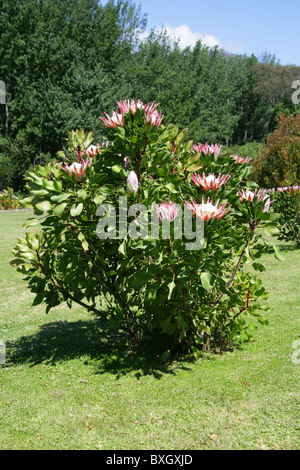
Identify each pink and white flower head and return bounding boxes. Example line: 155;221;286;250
263;197;272;213
144;102;163;129
63;158;91;181
100;110;124;129
185;197;230;221
86;144;100;157
100;100;163;129
117;99;144;115
231;154;253;164
238;187;273;213
238;187;268;203
127;170;139;193
192;142;222;159
155;201;179;222
191;172;231;191
86;142;108;157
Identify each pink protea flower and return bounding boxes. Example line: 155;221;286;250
263;197;272;213
185;197;230;221
86;142;108;157
144;102;163;129
100;110;124;129
155;201;179;222
127;170;139;193
191;172;231;191
238;188;268;202
117;99;144;115
63;158;91;181
86;144;100;157
100;100;163;130
238;187;273;213
231;154;253;164
192;142;222;159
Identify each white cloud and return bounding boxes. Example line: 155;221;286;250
139;24;245;54
155;24;222;50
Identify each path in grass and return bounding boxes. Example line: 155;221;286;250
0;210;299;450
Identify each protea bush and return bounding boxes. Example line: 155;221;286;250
11;101;281;358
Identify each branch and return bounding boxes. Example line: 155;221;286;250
225;290;251;327
209;233;250;308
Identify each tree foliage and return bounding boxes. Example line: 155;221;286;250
252;114;300;188
0;0;300;191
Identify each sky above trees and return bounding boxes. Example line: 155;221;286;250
100;0;300;65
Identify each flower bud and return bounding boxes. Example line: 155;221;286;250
127;171;139;193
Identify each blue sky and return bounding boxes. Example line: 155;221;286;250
103;0;300;65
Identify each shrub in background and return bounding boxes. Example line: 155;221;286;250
11;101;280;358
252;113;300;188
0;187;20;210
267;185;300;246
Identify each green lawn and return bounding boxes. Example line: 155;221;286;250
0;210;299;450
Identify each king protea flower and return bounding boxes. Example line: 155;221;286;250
185;197;230;221
238;188;273;212
100;100;163;129
155;201;179;222
127;170;139;193
238;188;268;202
86;144;100;157
63;159;91;181
144;102;163;128
100;110;124;129
231;154;252;164
192;142;222;159
191;172;231;191
117;99;145;115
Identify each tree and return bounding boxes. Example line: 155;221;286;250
0;0;146;190
252;113;300;188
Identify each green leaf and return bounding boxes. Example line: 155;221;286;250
77;189;87;199
22;218;39;230
20;196;34;208
98;185;115;196
35;200;52;212
168;279;176;300
186;164;203;172
53;181;63;192
53;202;68;216
273;244;284;261
42;179;56;191
111;165;123;175
70;203;83;217
200;272;212;291
118;239;127;257
161;350;171;361
82;239;89;251
31;189;49;196
51;193;71;203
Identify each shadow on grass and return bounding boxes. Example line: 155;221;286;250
6;318;194;379
268;241;300;253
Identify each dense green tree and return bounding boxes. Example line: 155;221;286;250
0;0;146;189
0;0;299;191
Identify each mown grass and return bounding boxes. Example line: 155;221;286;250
0;210;299;450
